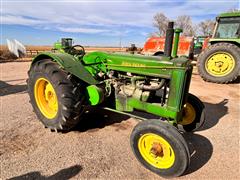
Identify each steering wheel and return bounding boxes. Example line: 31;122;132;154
67;45;85;57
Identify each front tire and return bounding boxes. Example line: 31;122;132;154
130;120;190;178
197;43;240;83
178;93;205;132
27;59;86;131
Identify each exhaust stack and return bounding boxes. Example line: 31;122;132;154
164;22;174;57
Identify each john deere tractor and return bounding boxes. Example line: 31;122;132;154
27;22;205;178
197;11;240;83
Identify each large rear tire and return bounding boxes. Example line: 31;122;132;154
197;43;240;83
130;120;190;178
27;59;86;131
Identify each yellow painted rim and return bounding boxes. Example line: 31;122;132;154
34;78;58;119
180;103;196;125
205;52;235;77
138;133;175;169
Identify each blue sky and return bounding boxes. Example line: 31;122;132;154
1;0;239;47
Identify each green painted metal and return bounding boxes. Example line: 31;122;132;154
112;68;192;123
218;11;240;18
83;52;108;76
33;51;190;86
194;36;208;48
32;48;192;123
32;31;194;124
32;52;99;85
172;28;183;58
86;85;104;105
53;41;65;53
209;38;240;45
128;98;178;120
211;12;240;44
168;67;192;112
82;51;191;123
105;53;189;78
84;52;172;78
54;41;63;50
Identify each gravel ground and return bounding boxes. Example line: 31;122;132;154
0;61;239;180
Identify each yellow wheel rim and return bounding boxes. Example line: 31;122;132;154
138;133;175;169
205;52;235;77
34;78;58;119
180;103;196;125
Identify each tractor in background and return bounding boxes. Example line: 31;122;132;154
52;38;85;56
143;12;240;84
197;11;240;83
193;36;209;55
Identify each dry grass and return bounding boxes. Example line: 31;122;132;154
0;50;18;62
0;45;127;62
1;45;126;52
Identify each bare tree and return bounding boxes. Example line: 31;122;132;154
198;19;215;36
152;9;240;38
153;13;169;36
175;15;195;36
153;13;195;37
148;32;159;37
226;8;240;12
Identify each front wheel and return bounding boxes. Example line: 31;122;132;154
130;120;190;178
178;93;205;132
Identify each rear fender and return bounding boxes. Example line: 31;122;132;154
209;39;240;47
32;52;99;85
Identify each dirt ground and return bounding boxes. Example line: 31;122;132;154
0;61;239;180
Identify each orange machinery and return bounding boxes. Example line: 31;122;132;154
142;36;194;56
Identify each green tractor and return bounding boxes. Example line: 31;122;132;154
27;22;205;178
197;11;240;83
193;36;208;55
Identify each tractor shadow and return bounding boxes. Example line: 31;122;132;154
74;107;162;132
75;97;229;133
71;98;227;175
0;80;27;96
73;108;130;132
182;98;229;174
8;165;82;180
182;133;213;175
198;99;229;131
75;109;214;175
232;76;240;84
